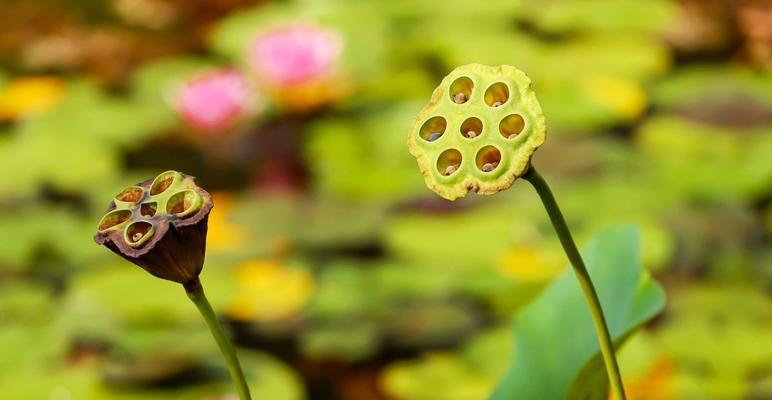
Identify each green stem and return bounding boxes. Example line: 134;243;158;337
185;277;252;400
522;166;626;400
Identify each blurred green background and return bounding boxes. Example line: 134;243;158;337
0;0;770;399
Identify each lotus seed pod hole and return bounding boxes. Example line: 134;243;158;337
484;82;509;107
460;117;483;139
140;202;157;217
476;145;501;172
150;171;177;195
126;221;153;245
98;209;131;232
449;76;473;104
420;116;447;142
115;186;144;203
437;149;462;176
500;113;525;139
167;190;202;217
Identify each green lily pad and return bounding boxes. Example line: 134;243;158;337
522;0;677;35
0;280;54;326
300;260;493;362
384;353;494;400
18;80;168;149
652;66;772;110
130;57;215;105
0;206;105;272
490;225;665;400
636;115;772;201
62;262;236;329
381;327;511;400
306;103;427;201
0;130;119;198
384;202;541;270
657;285;772;399
230;194;387;251
0;342;304;400
300;322;380;362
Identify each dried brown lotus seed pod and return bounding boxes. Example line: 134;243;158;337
94;171;213;284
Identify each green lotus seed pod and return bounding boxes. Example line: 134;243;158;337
94;170;212;284
408;64;546;200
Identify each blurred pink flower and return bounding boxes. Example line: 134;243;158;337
177;69;250;134
248;24;343;87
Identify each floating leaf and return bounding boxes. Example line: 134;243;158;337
0;280;54;326
381;327;511;400
17;80;168;149
130;57;214;105
384;353;493;400
231;194;386;251
652;66;772;111
63;262;235;328
300;322;380;362
637;115;772;201
0;206;104;271
522;0;677;35
306;103;426;200
385;203;541;270
657;285;772;399
0;132;119;198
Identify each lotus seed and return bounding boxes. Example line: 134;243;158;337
465;130;478;139
508;133;518;139
445;164;459;176
453;92;467;104
132;232;143;242
428;132;443;141
492;101;502;107
482;161;499;172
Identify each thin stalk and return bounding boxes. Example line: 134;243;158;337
522;166;626;400
184;277;252;400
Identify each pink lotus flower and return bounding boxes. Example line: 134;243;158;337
176;69;251;134
248;24;343;87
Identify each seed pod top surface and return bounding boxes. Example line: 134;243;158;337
407;64;546;200
94;171;213;283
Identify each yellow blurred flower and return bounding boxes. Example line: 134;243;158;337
0;76;64;120
497;247;565;282
621;358;675;400
227;260;315;322
206;193;248;251
268;75;353;113
583;75;647;120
